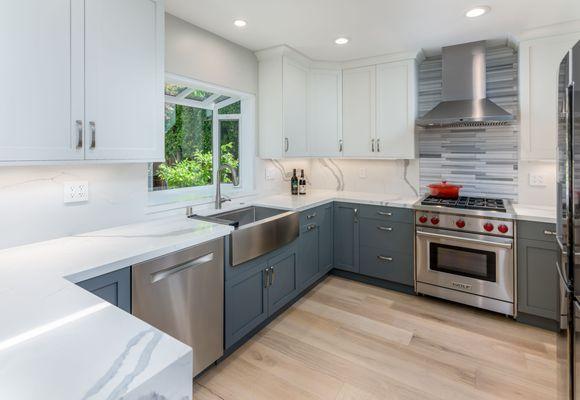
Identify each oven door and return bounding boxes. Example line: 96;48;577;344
416;227;514;303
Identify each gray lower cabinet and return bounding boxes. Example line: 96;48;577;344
225;241;298;349
517;221;559;326
76;267;131;313
297;203;334;290
333;202;360;273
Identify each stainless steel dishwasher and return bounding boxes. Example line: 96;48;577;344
132;238;224;376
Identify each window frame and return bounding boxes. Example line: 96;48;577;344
148;73;255;210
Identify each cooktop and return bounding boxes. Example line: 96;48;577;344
420;195;507;212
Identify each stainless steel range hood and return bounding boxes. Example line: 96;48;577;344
416;41;514;128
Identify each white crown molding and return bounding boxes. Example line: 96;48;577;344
514;19;580;42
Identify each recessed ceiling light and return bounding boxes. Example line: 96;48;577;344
465;6;490;18
334;37;349;45
233;19;247;28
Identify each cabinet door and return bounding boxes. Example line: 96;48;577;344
308;69;342;157
298;224;319;290
333;203;359;272
520;33;580;161
318;204;334;274
77;267;131;313
376;61;416;159
0;0;84;162
225;262;268;349
283;57;308;157
84;0;164;161
518;238;559;320
342;66;376;157
268;249;298;315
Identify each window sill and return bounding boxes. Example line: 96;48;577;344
146;186;258;216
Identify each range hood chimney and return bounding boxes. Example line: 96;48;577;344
416;41;514;128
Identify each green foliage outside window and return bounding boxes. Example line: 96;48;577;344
154;102;240;190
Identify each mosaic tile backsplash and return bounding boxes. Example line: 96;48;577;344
418;44;519;200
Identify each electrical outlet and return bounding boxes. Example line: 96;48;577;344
265;168;276;181
528;174;546;187
359;168;367;179
64;181;89;203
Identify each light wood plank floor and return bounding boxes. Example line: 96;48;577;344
195;276;557;400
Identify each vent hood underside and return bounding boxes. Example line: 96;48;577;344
416;98;514;128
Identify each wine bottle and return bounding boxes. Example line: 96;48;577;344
299;169;306;195
291;169;298;195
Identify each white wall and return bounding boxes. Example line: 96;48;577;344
165;14;258;95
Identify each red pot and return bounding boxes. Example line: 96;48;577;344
427;181;463;199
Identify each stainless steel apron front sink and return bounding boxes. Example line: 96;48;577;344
191;206;299;266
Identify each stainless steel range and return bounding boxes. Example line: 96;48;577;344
414;195;516;316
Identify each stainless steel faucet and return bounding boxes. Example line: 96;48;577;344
215;163;240;209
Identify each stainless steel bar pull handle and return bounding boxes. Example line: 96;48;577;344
89;121;96;149
264;268;270;288
284;137;289;152
376;138;381;152
150;253;214;283
270;267;275;286
377;255;393;262
377;226;393;232
307;223;316;231
416;230;513;249
371;138;375;152
339;139;343;152
353;208;359;223
307;213;317;219
75;120;83;149
544;230;557;236
377;211;392;216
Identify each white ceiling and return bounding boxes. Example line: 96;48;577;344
166;0;580;61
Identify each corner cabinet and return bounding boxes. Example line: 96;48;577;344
76;267;131;313
519;31;580;161
256;46;342;158
0;0;164;164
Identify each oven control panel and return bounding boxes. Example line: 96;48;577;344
415;211;513;237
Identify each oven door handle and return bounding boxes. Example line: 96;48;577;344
416;230;513;249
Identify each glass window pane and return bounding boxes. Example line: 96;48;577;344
219;120;240;183
214;95;230;104
218;100;241;115
185;89;213;101
150;103;213;191
164;83;188;97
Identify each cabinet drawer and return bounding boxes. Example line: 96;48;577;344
359;245;413;286
358;204;413;224
359;218;413;254
517;221;557;242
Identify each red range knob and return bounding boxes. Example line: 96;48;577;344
431;217;440;225
498;224;509;233
456;220;466;228
419;216;428;223
483;223;494;232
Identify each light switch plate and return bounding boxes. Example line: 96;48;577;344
359;168;367;179
528;173;546;187
265;168;276;181
64;181;89;203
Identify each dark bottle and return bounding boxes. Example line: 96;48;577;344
299;169;306;195
291;169;299;195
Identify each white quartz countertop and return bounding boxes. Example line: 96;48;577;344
512;204;557;224
0;215;233;399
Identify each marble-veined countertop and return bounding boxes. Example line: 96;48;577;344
0;215;233;399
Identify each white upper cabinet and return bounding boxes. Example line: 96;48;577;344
342;66;376;157
0;0;164;165
308;68;342;157
283;57;308;157
376;60;417;159
85;0;164;161
0;0;84;162
520;32;580;161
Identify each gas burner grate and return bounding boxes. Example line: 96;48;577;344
421;196;507;212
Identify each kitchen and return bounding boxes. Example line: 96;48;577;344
0;0;578;399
